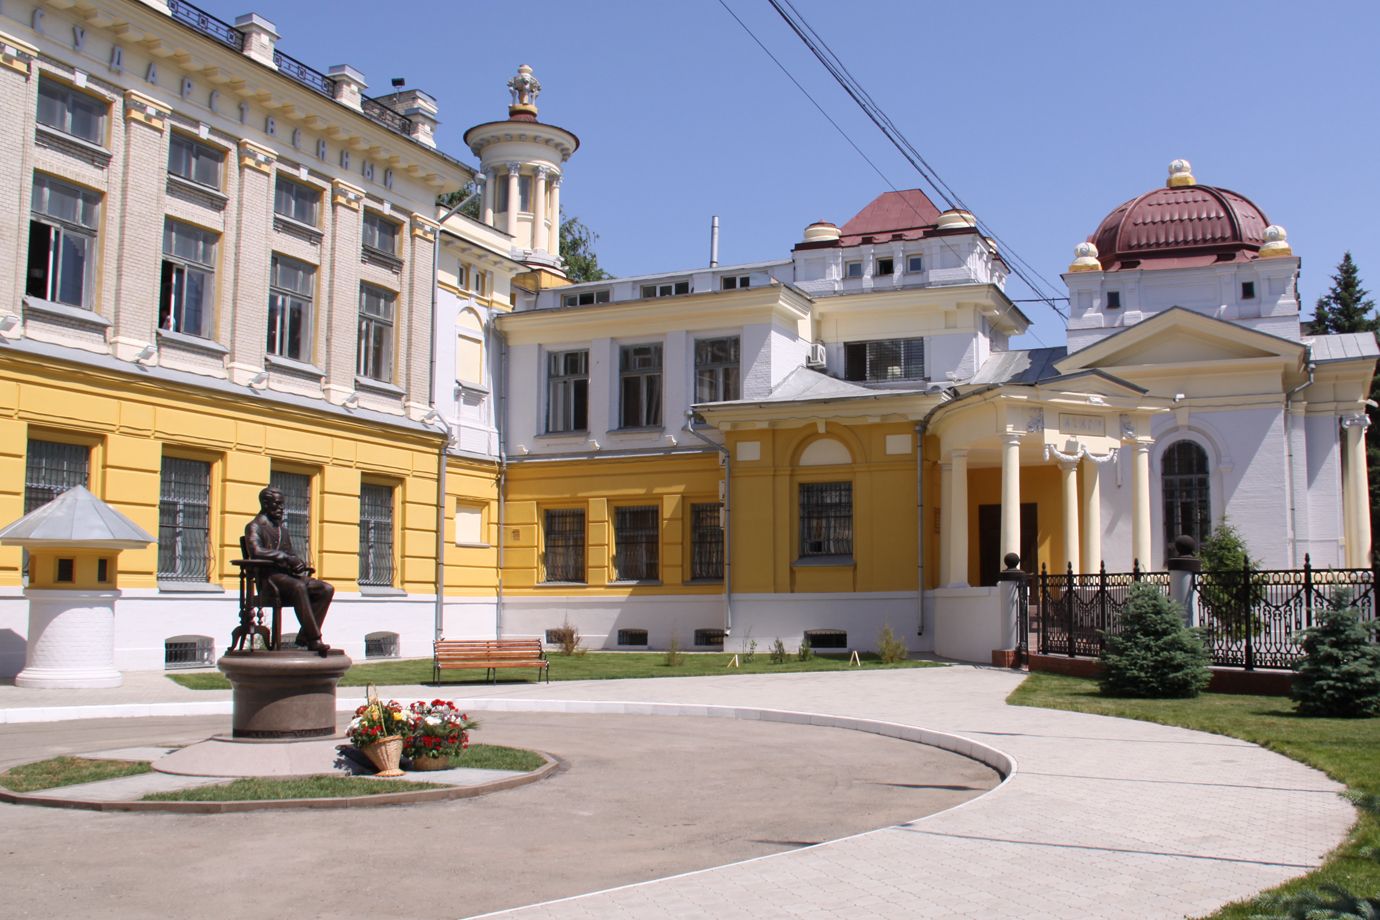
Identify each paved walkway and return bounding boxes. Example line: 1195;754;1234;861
0;665;1354;919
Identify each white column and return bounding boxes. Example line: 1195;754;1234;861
532;166;549;253
1132;442;1152;568
1343;417;1371;566
549;175;563;261
481;168;495;225
1081;455;1102;573
947;449;969;586
1000;435;1022;564
1060;459;1080;573
504;162;520;240
939;458;953;585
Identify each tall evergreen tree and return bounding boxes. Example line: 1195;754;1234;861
559;212;611;282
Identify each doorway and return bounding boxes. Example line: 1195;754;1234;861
977;503;1037;586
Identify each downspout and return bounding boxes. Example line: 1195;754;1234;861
495;331;508;638
1284;351;1315;567
429;182;485;642
914;417;928;636
686;411;732;637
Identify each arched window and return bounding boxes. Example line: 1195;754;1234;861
1162;440;1211;550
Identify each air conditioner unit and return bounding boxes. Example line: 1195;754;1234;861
806;342;827;368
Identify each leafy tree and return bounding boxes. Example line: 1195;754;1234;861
1290;605;1380;717
559;212;611;282
1197;520;1266;637
436;183;482;220
1099;583;1210;698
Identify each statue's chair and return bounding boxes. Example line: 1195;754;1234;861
229;536;283;652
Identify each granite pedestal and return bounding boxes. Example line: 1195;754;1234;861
217;649;351;739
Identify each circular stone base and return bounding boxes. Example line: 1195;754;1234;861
217;649;352;739
14;665;123;689
155;735;354;777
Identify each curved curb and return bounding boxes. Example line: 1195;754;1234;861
0;751;559;814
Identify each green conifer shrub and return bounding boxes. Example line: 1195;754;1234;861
1291;606;1380;717
1099;582;1210;698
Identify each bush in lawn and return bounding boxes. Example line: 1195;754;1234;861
548;621;581;656
1291;606;1380;717
769;638;787;665
662;635;685;667
1098;582;1210;698
878;624;908;664
796;636;813;662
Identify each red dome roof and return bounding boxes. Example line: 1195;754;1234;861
1090;184;1270;271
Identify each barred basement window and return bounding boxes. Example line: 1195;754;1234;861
365;631;400;659
690;503;724;581
693;628;725;647
843;339;924;382
25;439;89;514
358;483;395;587
804;629;847;649
799;482;852;558
164;635;214;670
158;457;212;582
543;508;586;583
613;505;659;581
617;629;648;646
269;470;312;561
543;628;563;644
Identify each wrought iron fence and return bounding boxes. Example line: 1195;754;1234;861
1037;562;1170;658
273;49;335;97
361;97;413;135
1195;557;1378;670
167;0;244;51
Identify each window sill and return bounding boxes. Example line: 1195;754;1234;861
362;246;403;273
607;426;664;435
158;581;225;594
359;585;406;597
354;375;404;397
265;353;325;380
166;174;228;211
684;578;725;585
608;580;662;587
455;379;490;396
273;214;324;245
454;542;491;549
23;296;110;329
792;555;856;568
35;124;112;168
536;430;590;440
538;581;588;588
158;327;229;356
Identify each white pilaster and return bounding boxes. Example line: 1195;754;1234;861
1132;442;1152;567
481;167;495;225
946;450;969;586
1343;417;1371;566
504;162;520;241
1060;459;1079;572
1081;455;1102;573
549;175;563;261
533;166;549;253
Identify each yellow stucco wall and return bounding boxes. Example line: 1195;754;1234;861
965;464;1063;583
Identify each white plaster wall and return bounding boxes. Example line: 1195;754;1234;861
928;332;981;382
435;287;499;459
740;322;774;400
730;592;932;654
499;595;727;649
768;320;810;388
929;586;1005;662
441;600;498;641
1303;413;1345;566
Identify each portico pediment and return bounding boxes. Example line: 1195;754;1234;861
1055;307;1304;374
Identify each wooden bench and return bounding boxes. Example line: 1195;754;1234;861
433;638;550;684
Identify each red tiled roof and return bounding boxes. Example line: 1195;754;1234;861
1090;185;1270;271
791;189;946;249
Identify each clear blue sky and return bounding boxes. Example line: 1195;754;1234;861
213;0;1379;348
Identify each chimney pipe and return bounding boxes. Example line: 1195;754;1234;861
709;215;719;268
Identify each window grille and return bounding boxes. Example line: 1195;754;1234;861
168;133;223;189
158;457;211;582
619;343;663;428
543;508;586;583
164;635;213;669
799;482;852;557
844;339;925;382
694;337;740;403
693;628;725;647
690;503;724;581
273;176;319;226
267;255;314;360
546;350;589;432
613;505;659;581
804;629;847;649
28;174;101;309
160;219;217;337
269;470;312;561
24;439;89;514
1162;440;1211;550
36;76;106;144
365;631;400;658
617;629;648;646
358;483;395;587
357;284;395;381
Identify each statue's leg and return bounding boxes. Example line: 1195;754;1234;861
308;579;335;632
273;576;322;645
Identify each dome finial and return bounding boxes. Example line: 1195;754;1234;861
507;64;541;117
1069;241;1101;272
1259;225;1293;258
1167;158;1195;188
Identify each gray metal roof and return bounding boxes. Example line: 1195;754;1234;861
1306;332;1380;362
969;347;1067;385
0;486;154;549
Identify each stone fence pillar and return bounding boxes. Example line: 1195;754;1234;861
1166;535;1201;627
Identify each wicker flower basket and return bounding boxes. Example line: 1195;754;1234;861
410;753;453;771
362;735;404;777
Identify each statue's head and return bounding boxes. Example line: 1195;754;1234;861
258;487;285;521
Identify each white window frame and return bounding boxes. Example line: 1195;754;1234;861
844;260;863;279
273;175;320;227
28;174;101;309
167;133;224;190
619;343;663;428
356;284;395;382
160;219;217;338
906;254;924;273
640;280;690;299
36;76;107;145
267;254;315;362
563;289;611;307
546;349;589;433
694;336;740;403
362;211;400;257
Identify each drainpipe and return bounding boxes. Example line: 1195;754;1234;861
1284;352;1315;567
495;331;509;638
914;418;928;636
686;411;732;637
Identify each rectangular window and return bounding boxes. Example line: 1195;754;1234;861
167;133;223;189
799;482;852;558
720;275;751;291
273;175;320;226
517;175;532;212
562;290;611;307
362;211;399;256
690;502;724;581
845;261;863;279
543;508;586;583
357;284;395;381
28;174;100;309
1105;290;1121;309
640;281;690;298
843;338;925;382
876;257;895;275
36;76;106;144
267;255;314;361
695;336;740;403
1241;281;1256;299
25;439;89;514
546;349;589;433
160;220;217;337
455;504;484;545
907;255;924;273
158;457;211;583
358;483;395;587
269;470;311;560
619;343;663;428
613;505;659;582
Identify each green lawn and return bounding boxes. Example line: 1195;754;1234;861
1008;672;1380;919
437;743;546;772
167;650;941;690
0;756;152;793
142;775;449;802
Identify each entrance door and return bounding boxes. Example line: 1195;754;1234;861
977;503;1037;586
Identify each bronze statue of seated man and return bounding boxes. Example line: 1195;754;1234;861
245;486;334;654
